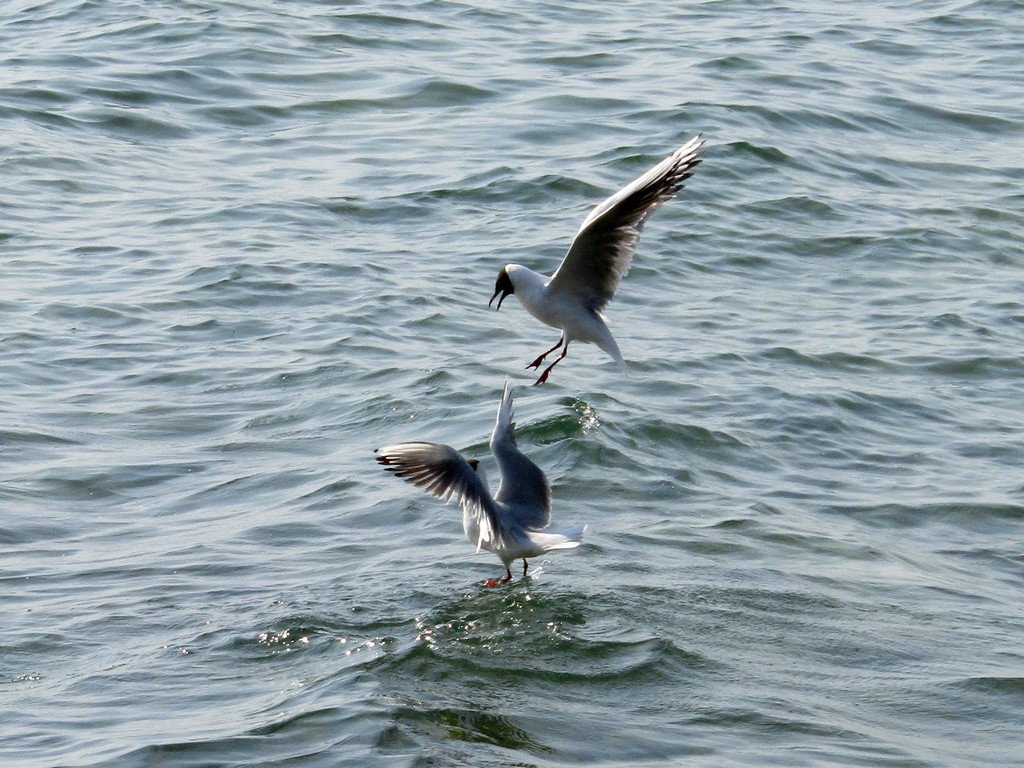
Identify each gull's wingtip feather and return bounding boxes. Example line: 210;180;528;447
496;379;515;426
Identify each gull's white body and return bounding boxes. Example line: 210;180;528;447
502;265;624;366
376;382;585;584
491;136;704;383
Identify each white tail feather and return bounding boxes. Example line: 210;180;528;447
526;524;587;552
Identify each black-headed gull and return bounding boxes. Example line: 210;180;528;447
490;136;704;385
375;382;585;586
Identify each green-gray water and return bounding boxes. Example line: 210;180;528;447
2;2;1023;766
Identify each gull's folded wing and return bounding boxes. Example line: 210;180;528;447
489;381;552;529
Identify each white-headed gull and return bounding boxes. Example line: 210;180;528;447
375;381;585;586
490;136;704;385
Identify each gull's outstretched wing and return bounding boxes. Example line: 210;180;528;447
376;441;505;551
547;136;704;312
490;381;551;529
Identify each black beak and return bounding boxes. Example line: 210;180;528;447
489;288;510;310
489;268;514;311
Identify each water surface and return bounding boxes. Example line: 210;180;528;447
2;1;1023;766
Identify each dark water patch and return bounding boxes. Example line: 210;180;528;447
653;528;754;558
685;706;859;740
852;36;923;59
740;194;841;222
534;50;631;69
294;479;361;511
398;631;703;686
196;103;289;128
398;169;601;210
707;583;844;618
81;84;202;108
950;438;1024;466
240;521;329;547
764;346;892;372
514;413;584;443
808;233;882;255
830;389;953;426
953;675;1024;698
0;628;70;661
16;473;127;503
163;472;267;509
938;546;1024;587
381;698;553;755
167;318;220;332
292;80;497;115
323;195;436;225
821;501;1024;532
6;462;215;504
179;267;301;301
527;93;639;114
726;140;790;165
0;517;76;546
36;301;146;328
334;10;452;32
622;420;749;458
380;587;712;690
105;704;375;768
872;94;1021;134
698;55;762;72
79;109;194;140
754;528;884;561
555;439;634;482
0;427;82;449
2;85;77;107
697;515;883;561
905;355;1024;377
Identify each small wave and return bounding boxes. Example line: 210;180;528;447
533;51;628;69
698;55;762;72
629;421;749;456
953;675;1024;697
685;707;858;740
903;355;1024;377
292;79;497;116
82;109;193;140
727;140;791;164
516;413;586;443
0;427;81;447
375;589;709;689
764;346;892;372
107;704;367;768
380;699;553;754
821;501;1024;531
871;94;1021;134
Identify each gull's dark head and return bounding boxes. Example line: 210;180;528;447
467;458;480;472
489;266;514;311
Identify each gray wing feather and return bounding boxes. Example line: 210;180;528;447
375;442;506;550
490;382;552;529
547;136;704;312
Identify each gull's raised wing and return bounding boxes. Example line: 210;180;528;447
376;441;505;551
489;382;552;529
547;136;704;312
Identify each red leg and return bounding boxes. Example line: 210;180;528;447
527;336;564;370
522;559;529;577
483;567;514;587
533;342;570;386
